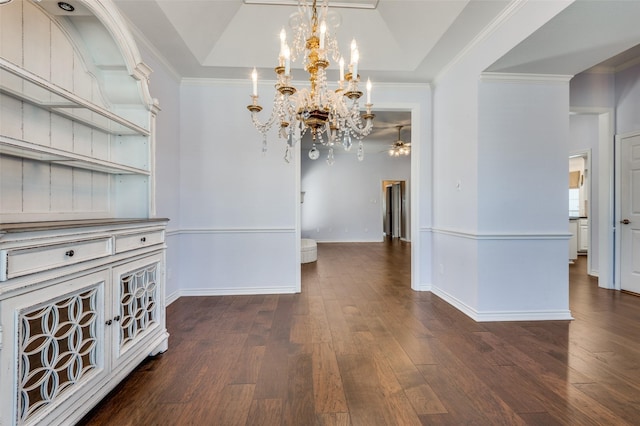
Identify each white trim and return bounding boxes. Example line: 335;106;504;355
431;287;574;322
432;228;571;240
414;283;431;292
434;0;528;84
295;131;302;292
430;286;477;319
474;310;574;322
313;239;384;243
117;14;182;83
172;227;295;235
1;211;112;224
363;102;425;292
480;72;573;83
175;287;298;297
181;76;430;90
569;108;615;289
614;56;640;74
410;106;422;292
586;56;640;76
165;290;180;306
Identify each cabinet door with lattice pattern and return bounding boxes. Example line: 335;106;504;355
0;270;109;426
110;254;164;371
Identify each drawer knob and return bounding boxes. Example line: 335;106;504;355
114;315;121;322
65;250;75;257
140;237;147;243
106;319;112;326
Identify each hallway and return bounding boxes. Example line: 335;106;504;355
80;244;640;425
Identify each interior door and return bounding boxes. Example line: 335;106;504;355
620;133;640;294
392;182;402;238
385;186;392;236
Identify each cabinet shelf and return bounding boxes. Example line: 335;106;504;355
0;135;150;175
0;58;150;137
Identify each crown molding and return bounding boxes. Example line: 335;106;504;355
585;55;640;75
434;0;528;85
117;13;182;83
480;72;572;83
181;77;431;90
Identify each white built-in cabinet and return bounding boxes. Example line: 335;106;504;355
0;1;168;425
0;0;158;222
0;220;168;425
569;219;578;261
578;218;588;253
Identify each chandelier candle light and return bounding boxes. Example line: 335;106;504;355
247;0;375;165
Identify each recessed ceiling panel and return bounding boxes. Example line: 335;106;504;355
157;1;242;64
202;1;468;72
243;0;379;9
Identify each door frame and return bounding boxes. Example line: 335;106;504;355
570;107;614;289
296;102;424;291
569;149;592;273
615;130;640;290
382;180;408;240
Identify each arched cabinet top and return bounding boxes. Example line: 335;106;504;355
37;0;156;110
0;0;159;222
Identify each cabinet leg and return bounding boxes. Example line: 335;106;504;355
149;332;170;356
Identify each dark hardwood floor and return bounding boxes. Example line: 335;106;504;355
80;243;640;425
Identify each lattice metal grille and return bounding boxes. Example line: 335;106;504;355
119;263;158;348
18;287;99;422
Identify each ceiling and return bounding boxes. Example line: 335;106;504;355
35;0;640;152
109;0;510;83
101;0;640;83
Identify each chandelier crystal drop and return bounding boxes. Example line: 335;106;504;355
247;0;374;164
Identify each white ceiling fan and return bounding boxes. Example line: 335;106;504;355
387;125;411;157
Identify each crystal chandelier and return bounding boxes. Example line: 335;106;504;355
247;0;375;165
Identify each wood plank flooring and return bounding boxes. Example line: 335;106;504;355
79;242;640;425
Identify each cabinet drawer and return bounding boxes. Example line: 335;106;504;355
114;230;164;254
1;238;112;280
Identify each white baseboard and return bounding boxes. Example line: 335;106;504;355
473;310;574;322
431;286;573;322
413;283;431;291
167;286;299;302
165;291;180;306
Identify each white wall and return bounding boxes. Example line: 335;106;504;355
570;72;615;109
169;79;432;294
478;79;569;234
177;79;299;295
138;45;182;301
476;77;570;317
432;1;574;320
616;61;640;134
301;151;410;242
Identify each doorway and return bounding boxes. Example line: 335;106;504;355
569;108;614;289
382;180;407;240
297;105;423;291
569;150;591;272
